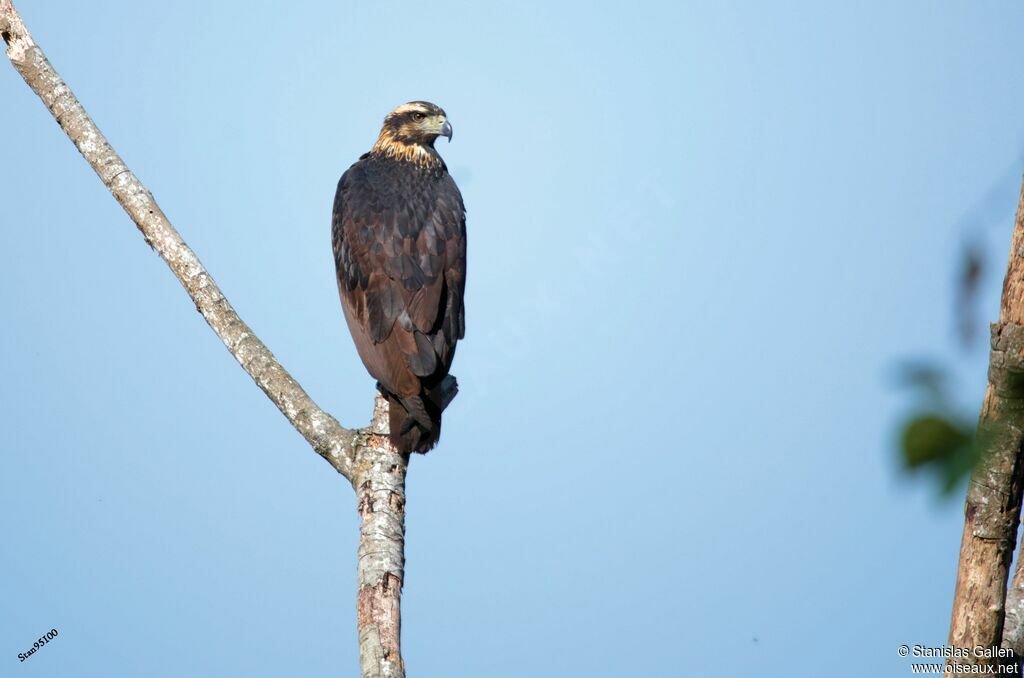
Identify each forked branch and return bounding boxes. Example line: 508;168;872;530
1;2;407;676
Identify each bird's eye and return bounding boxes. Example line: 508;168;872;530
412;112;426;121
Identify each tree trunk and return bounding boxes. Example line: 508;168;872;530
947;176;1024;671
355;396;408;678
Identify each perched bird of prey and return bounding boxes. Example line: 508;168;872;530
332;102;466;453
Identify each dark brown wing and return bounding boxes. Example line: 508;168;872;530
332;156;465;399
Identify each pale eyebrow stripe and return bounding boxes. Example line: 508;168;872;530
392;103;430;115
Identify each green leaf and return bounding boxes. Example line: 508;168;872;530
901;414;970;468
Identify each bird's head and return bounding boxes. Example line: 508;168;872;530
371;101;452;166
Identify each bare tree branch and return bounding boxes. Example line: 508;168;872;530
2;2;408;676
947;176;1024;671
0;0;357;482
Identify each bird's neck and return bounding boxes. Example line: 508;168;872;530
370;133;442;169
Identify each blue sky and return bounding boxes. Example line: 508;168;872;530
2;1;1023;676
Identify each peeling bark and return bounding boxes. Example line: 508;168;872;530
1;3;409;675
947;177;1024;671
354;396;408;678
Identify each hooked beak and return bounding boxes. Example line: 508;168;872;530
439;119;453;142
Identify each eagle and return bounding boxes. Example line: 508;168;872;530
332;101;466;453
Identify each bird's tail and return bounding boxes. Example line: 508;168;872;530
384;375;459;453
